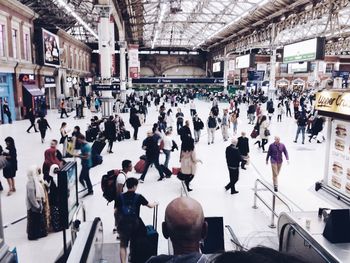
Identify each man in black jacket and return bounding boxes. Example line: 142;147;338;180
139;131;164;183
26;108;38;133
225;138;242;194
129;107;141;140
237;132;249;170
104;116;117;153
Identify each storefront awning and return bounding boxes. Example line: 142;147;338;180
23;84;45;97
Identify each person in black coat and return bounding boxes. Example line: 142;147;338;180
225;138;242;194
129;108;141;140
37;116;51;143
26;108;38;133
237;132;249;169
179;120;192;142
139;131;164;182
104;116;117;153
2;137;17;195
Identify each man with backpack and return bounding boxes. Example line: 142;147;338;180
116;177;158;263
100;160;133;234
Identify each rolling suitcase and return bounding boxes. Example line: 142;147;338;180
130;206;159;263
91;140;106;155
134;159;145;174
161;165;172;177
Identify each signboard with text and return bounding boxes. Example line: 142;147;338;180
315;91;350;119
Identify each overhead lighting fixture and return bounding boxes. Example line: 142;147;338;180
194;0;269;48
151;3;167;49
54;0;99;39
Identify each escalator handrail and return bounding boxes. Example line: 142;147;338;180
279;222;333;263
80;217;101;263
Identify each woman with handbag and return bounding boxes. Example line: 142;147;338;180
178;138;202;192
259;115;270;153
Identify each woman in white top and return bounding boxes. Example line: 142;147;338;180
258;115;270;153
277;103;284;122
179;138;202;192
59;122;70;157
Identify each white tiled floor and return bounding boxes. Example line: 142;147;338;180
0;99;343;262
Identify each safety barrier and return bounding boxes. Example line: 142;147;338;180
279;222;333;263
225;225;244;251
253;179;292;228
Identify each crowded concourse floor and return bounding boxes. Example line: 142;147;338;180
0;98;343;262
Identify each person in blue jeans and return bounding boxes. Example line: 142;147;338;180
75;134;93;195
294;113;307;144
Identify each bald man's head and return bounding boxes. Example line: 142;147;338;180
162;197;207;249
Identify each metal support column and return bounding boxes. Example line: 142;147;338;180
98;5;114;117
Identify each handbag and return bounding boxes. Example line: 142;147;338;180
172;167;181;175
250;129;258;139
264;129;271;137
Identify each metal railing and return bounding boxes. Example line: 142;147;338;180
279;223;334;263
181;181;189;197
225;225;244;251
71;202;87;244
253;179;292;228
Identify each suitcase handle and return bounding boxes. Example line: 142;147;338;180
153;205;158;231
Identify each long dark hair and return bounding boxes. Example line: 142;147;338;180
259;115;267;125
5;136;15;149
182;137;195;152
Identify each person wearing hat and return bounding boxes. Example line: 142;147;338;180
225;138;242;194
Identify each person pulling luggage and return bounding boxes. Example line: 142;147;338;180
116;178;158;263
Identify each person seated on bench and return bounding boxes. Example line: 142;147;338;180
147;197;208;263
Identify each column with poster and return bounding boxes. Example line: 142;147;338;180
128;44;140;84
315;90;350;203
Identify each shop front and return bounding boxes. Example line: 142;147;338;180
19;74;46;116
314;90;350;204
43;76;57;109
0;73;16;124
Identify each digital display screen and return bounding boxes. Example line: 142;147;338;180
213;62;221;72
235;54;252;69
283;38;325;63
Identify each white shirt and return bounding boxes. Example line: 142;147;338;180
190;102;196;110
116;171;127;193
163;135;173;151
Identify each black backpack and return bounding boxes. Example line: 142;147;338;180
101;169;121;203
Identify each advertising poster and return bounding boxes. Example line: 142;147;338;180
327;120;350;198
128;44;139;78
42;29;60;67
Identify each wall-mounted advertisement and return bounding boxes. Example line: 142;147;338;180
288;62;309;73
213;62;221;73
58;162;78;229
42;29;60;67
283;38;325;63
235;54;253;69
327;120;350;198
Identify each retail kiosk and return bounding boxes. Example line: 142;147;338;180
277;89;350;263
